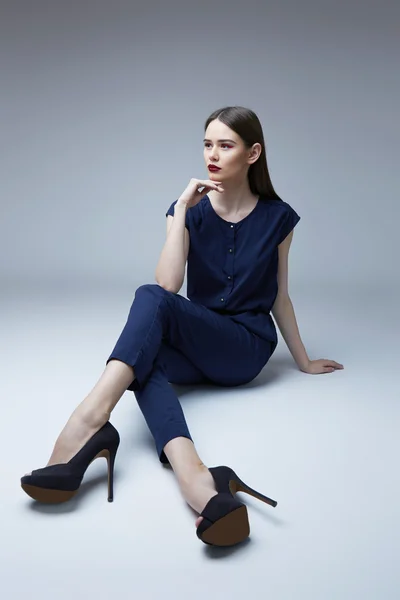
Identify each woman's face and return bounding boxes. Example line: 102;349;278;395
203;119;259;182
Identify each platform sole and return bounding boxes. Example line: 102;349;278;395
20;484;78;503
199;505;250;547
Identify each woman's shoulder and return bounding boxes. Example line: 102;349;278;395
261;195;295;209
260;196;300;218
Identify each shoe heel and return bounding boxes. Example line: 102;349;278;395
95;444;118;502
231;475;277;508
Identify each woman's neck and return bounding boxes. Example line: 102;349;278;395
207;188;259;216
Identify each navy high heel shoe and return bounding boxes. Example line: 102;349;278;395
196;465;277;547
20;421;120;503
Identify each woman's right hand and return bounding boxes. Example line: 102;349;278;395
177;178;224;209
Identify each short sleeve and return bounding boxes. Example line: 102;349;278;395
166;199;190;230
277;204;301;245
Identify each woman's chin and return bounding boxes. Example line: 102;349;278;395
208;171;224;180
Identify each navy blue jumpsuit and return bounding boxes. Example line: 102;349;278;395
106;194;301;464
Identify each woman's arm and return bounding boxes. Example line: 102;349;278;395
271;231;344;374
271;230;310;370
155;202;190;293
272;295;310;371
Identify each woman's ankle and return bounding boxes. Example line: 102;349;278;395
163;437;207;484
71;404;110;430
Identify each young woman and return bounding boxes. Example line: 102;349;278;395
21;105;343;547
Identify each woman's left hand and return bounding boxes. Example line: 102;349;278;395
301;359;344;374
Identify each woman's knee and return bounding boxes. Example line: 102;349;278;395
136;283;164;294
134;283;173;303
130;284;176;320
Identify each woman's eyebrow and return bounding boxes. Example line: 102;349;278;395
203;138;237;143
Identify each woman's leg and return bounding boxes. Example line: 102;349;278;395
120;342;221;527
129;343;220;527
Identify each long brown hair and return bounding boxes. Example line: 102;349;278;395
204;106;283;201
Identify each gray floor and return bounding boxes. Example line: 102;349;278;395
1;282;399;599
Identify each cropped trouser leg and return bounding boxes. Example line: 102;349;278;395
106;284;274;464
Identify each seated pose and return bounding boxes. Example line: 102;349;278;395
21;105;343;548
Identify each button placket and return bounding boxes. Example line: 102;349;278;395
222;222;235;299
228;222;235;254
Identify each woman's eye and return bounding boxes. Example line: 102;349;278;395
204;144;231;149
